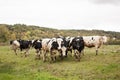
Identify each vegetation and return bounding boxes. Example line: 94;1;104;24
0;24;120;80
0;24;120;45
0;45;120;80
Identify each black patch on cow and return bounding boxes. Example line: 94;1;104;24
91;37;95;41
51;41;59;50
66;40;70;48
18;40;32;51
61;38;68;48
71;37;84;52
34;42;42;50
32;40;42;50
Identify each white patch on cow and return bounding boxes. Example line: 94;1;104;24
13;40;20;47
37;40;41;42
61;46;67;56
51;38;57;42
31;40;35;43
76;39;80;41
70;37;74;44
48;38;57;51
42;38;51;50
66;36;71;40
57;38;63;50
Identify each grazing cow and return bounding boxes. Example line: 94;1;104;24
32;39;42;59
71;36;84;61
83;36;108;55
10;39;32;57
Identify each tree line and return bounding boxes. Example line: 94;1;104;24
0;24;120;45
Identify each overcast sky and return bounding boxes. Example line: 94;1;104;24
0;0;120;32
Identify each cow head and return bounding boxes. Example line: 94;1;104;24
10;40;13;45
102;36;108;43
32;39;42;49
56;38;64;50
57;38;68;57
72;37;84;50
51;41;59;50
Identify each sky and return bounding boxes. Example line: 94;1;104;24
0;0;120;32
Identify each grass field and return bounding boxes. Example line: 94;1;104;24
0;45;120;80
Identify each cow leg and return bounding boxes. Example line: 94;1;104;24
59;50;63;60
14;49;17;55
69;49;73;57
74;50;81;61
53;52;56;62
74;50;78;60
38;49;42;60
25;49;29;57
43;51;47;62
95;47;98;55
96;49;98;55
35;49;40;60
54;55;57;61
95;46;99;55
77;53;80;61
50;51;54;62
76;52;80;61
24;51;26;57
81;50;84;56
77;52;81;61
35;50;38;59
65;50;68;57
50;50;56;63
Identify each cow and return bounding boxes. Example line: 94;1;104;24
65;36;75;56
56;37;68;58
10;40;20;55
83;36;108;55
41;37;67;62
10;39;32;57
70;36;84;61
32;39;42;59
41;38;58;62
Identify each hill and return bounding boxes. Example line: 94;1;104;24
0;24;120;44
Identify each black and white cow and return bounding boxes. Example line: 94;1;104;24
70;36;84;61
41;37;67;62
32;39;42;59
56;37;68;58
65;36;75;56
10;39;32;57
41;38;57;62
10;40;20;55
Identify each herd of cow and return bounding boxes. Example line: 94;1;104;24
10;36;108;62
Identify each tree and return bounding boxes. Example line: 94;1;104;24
0;24;10;42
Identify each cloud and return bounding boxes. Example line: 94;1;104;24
91;0;120;5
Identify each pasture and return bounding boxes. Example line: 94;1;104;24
0;45;120;80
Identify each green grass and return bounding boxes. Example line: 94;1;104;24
0;45;120;80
